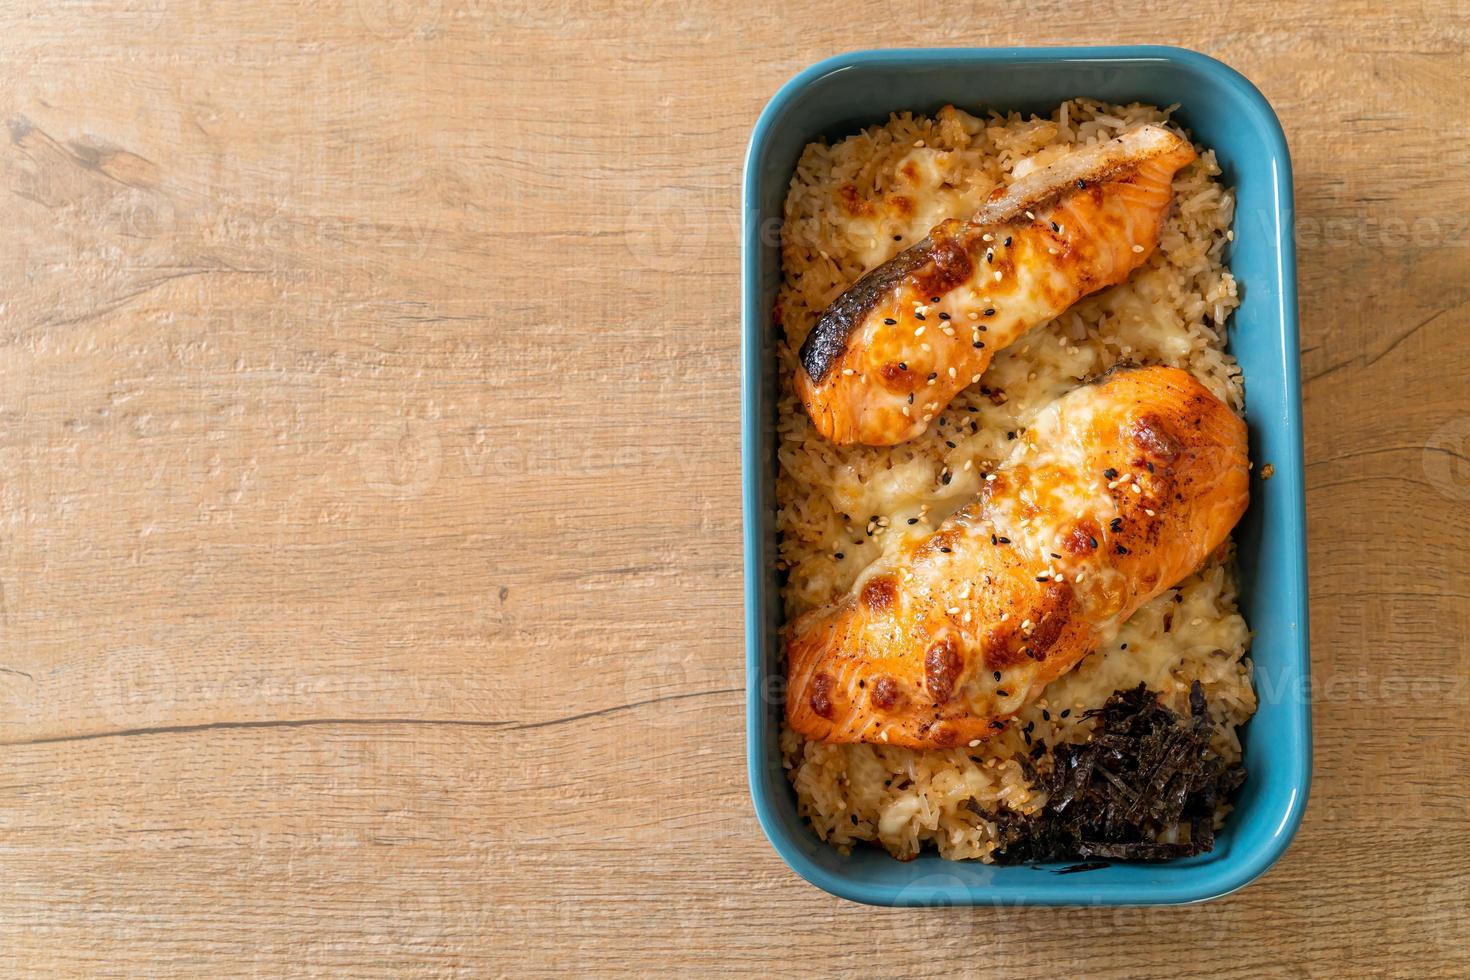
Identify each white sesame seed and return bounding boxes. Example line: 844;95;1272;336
1132;483;1142;494
1048;247;1058;255
982;233;994;242
921;342;932;352
842;368;854;376
984;473;996;482
1025;210;1035;219
967;311;979;320
947;606;961;615
1131;244;1145;253
922;412;933;421
947;367;957;379
1144;508;1156;516
914;140;925;147
969;739;981;747
971;373;981;383
915;325;926;337
963;459;973;471
993;271;1002;281
902;405;911;417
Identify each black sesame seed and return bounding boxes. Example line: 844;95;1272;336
983;308;995;316
986;251;994;263
1088;536;1098;549
1051;221;1060;233
973;341;985;349
940;472;952;486
938;312;950;320
1050;552;1062;560
898;361;908;370
1036;575;1049;582
1006;430;1016;440
883;317;897;325
1076;179;1086;190
915;312;926;321
1120;643;1128;650
993;671;1002;681
997;536;1010;544
1060;708;1071;718
991;534;998;545
892;234;902;241
997;689;1009;697
930;296;940;303
1103;467;1118;479
928;371;938;381
907;517;918;525
907;393;914;404
834;552;844;559
940;546;952;553
1115;544;1129;555
1110;518;1123;531
1042;709;1051;721
1003;236;1012;247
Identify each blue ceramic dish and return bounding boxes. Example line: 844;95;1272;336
741;46;1309;906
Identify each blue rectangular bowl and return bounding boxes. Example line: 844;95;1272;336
741;46;1310;906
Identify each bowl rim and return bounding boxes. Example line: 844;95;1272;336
741;44;1310;906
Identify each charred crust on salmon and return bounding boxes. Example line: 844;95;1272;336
924;638;963;704
809;672;835;719
860;575;898;612
1130;413;1184;461
798;242;932;383
871;675;901;710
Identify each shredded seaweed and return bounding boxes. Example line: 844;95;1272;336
974;682;1246;864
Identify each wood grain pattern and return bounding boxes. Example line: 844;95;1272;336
1;1;1467;975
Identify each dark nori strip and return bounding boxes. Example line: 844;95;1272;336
968;683;1245;864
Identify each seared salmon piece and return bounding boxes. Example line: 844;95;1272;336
785;366;1248;749
797;126;1198;446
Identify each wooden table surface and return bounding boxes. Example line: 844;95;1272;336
2;1;1467;975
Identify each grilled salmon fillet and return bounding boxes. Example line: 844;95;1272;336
785;366;1248;749
797;125;1198;446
